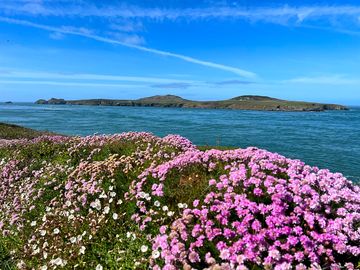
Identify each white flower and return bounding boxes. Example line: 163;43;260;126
16;261;25;268
138;192;146;198
162;206;168;211
50;258;63;266
154;201;160;207
40;265;48;270
53;228;60;235
152;250;160;259
90;199;101;211
96;264;103;270
110;191;116;197
167;211;175;217
30;221;37;227
46;206;51;212
40;230;47;236
112;213;118;220
70;237;77;243
140;245;148;253
65;200;71;207
117;199;123;205
126;232;131;238
103;206;110;214
109;186;114;191
79;246;86;255
177;203;184;208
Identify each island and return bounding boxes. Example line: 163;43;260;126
4;101;13;104
35;95;348;111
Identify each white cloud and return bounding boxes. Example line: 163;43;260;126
0;80;141;88
0;17;256;78
110;21;144;33
284;75;360;85
107;32;145;45
1;2;360;22
49;31;65;40
0;70;197;84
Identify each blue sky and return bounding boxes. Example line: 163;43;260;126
1;0;360;105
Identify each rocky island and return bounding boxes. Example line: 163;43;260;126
35;95;348;111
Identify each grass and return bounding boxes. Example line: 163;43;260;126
0;123;55;140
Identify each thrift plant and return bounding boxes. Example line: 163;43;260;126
0;133;359;269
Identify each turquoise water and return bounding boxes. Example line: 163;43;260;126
0;103;359;183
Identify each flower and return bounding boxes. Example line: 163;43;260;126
95;264;103;270
79;246;86;255
112;213;118;220
70;237;77;243
141;245;148;253
177;203;184;208
154;201;161;207
90;199;101;211
103;206;110;214
152;250;160;259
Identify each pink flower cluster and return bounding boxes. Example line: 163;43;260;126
128;148;360;269
0;132;195;268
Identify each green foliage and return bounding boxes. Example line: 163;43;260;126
0;123;55;140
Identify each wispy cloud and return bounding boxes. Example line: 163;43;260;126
0;17;256;78
2;2;360;23
284;75;360;85
151;83;192;89
49;31;65;40
106;32;145;45
0;70;196;84
215;79;255;85
0;80;141;88
109;20;144;33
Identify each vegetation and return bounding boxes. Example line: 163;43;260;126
0;123;55;140
0;132;359;270
35;95;348;111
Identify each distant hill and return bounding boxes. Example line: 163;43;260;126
35;95;348;111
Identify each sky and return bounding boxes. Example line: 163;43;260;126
0;0;360;105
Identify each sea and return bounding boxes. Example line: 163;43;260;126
0;103;359;183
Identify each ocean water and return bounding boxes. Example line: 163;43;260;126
0;103;359;183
